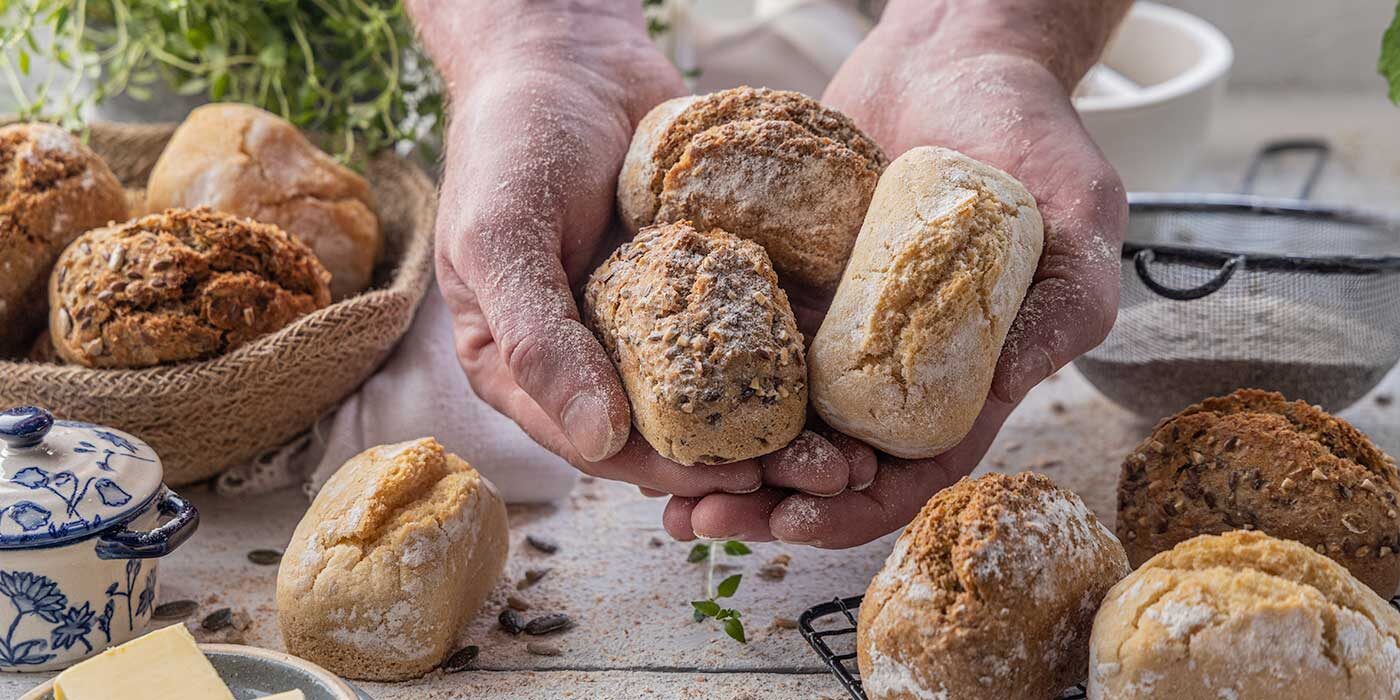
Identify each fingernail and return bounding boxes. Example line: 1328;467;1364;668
801;488;845;498
725;482;762;495
850;478;875;492
563;392;616;462
777;537;819;546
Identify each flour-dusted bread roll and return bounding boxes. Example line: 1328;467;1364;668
277;438;509;681
809;147;1043;458
858;473;1129;700
1119;388;1400;597
583;221;806;465
49;208;330;368
145;103;381;300
0;123;129;356
1089;531;1400;699
618;86;886;290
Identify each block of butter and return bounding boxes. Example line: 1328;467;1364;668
54;624;232;700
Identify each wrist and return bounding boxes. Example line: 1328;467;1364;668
410;0;654;92
873;0;1129;90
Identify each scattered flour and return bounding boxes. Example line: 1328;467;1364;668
864;648;950;700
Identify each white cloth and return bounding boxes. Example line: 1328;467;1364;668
216;281;578;504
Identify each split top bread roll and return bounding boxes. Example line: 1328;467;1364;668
145;103;382;300
859;473;1129;700
1089;531;1400;700
583;221;806;465
809;146;1043;458
277;438;509;681
619;86;887;290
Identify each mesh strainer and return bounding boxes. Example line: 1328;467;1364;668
1075;140;1400;418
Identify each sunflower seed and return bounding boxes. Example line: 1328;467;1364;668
506;594;531;612
771;617;798;630
442;645;479;673
107;245;125;271
526;642;562;657
247;549;283;565
526;535;559;554
201;608;233;631
499;609;524;635
151;600;198;621
524;613;573;635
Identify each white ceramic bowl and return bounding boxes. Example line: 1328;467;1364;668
1075;1;1233;192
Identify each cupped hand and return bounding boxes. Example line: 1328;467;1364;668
412;1;866;498
664;42;1127;545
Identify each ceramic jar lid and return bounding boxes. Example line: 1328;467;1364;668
0;407;164;548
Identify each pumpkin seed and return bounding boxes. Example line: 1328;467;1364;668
525;535;559;554
247;549;283;565
526;642;562;656
441;645;479;673
524;613;573;635
151;600;198;621
201;608;233;631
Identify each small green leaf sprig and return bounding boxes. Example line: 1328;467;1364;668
1381;1;1400;103
688;540;751;644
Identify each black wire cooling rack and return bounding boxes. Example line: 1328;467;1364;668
800;594;1400;699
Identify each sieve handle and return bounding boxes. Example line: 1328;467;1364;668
1133;250;1244;300
1238;139;1330;199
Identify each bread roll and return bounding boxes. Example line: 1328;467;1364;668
809;147;1043;458
277;438;509;681
145;103;382;300
1119;388;1400;597
858;473;1129;700
1089;531;1400;699
583;221;806;465
0;123;129;356
618;86;886;290
49;208;330;368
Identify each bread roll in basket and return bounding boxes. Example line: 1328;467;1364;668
0;121;435;486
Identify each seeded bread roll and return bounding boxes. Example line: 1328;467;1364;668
1118;388;1400;597
277;437;509;681
0;123;129;357
858;472;1130;700
583;221;806;465
1089;531;1400;699
145;103;382;300
619;86;886;290
48;208;331;368
809;147;1044;458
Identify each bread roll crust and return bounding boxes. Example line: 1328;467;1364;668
49;208;330;368
619;87;886;290
858;473;1129;700
809;146;1043;458
0;123;129;356
1089;531;1400;700
583;221;806;465
145;103;381;300
277;438;509;681
1118;388;1400;597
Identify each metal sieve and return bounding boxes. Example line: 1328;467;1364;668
1074;140;1400;419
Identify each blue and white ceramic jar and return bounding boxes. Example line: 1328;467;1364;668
0;406;199;672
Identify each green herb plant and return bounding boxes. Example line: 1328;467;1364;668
0;0;444;164
1381;1;1400;103
688;540;751;644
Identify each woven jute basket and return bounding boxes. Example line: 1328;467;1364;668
0;121;436;485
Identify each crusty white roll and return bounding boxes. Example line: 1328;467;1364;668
859;472;1129;700
808;146;1043;458
277;437;509;681
145;103;382;300
1089;530;1400;699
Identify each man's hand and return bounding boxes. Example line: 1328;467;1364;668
663;0;1130;545
408;0;867;498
